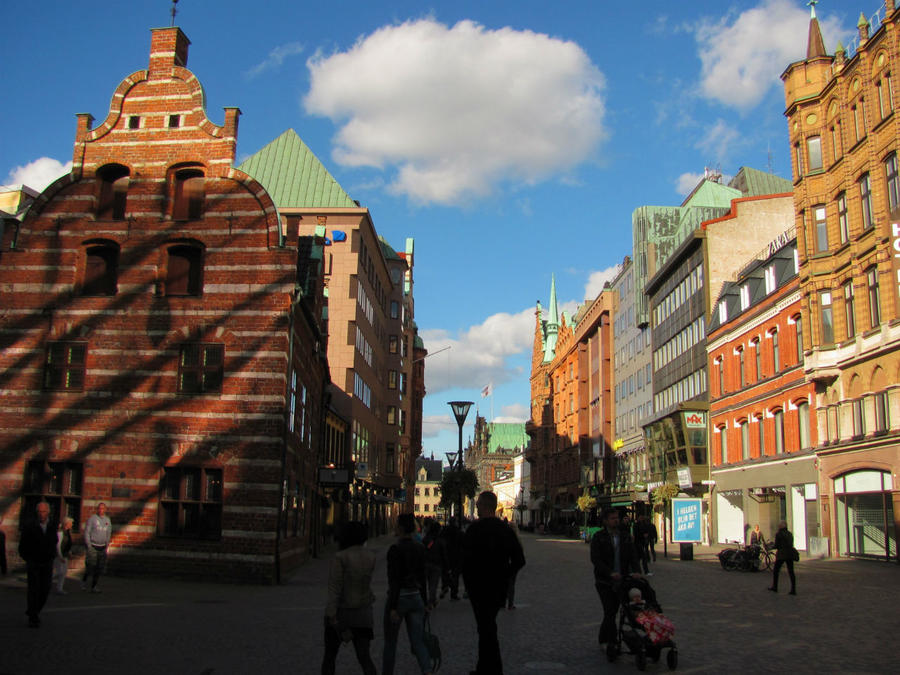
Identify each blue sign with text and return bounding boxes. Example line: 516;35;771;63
671;498;702;543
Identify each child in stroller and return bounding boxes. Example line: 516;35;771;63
615;576;678;671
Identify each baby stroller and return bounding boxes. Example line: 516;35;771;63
615;576;677;671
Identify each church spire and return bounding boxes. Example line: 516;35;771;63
543;274;559;363
807;0;827;59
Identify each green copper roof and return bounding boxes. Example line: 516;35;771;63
237;129;357;209
486;422;528;454
728;166;793;197
682;180;741;209
379;236;402;261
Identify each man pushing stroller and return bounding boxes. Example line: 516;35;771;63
590;508;639;661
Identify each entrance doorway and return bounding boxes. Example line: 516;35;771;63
834;470;896;561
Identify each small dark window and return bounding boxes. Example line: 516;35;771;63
166;245;203;296
168;114;181;128
178;343;224;394
22;461;83;531
159;466;222;539
128;116;140;129
96;164;129;220
172;168;204;220
83;244;118;296
44;342;86;391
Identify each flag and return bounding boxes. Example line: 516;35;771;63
481;383;492;398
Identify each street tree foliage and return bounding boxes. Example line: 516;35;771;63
439;468;479;509
651;482;680;510
576;491;597;527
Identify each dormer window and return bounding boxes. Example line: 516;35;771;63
96;164;129;220
740;285;750;311
764;266;776;294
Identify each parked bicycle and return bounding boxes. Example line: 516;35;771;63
717;540;770;572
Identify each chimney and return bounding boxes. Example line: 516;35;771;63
149;27;190;76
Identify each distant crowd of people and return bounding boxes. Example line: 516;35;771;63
323;490;525;674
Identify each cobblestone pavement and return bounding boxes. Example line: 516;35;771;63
1;534;897;674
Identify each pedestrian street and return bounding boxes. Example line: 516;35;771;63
1;533;896;674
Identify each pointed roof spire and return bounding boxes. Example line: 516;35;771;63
543;274;560;363
806;1;827;59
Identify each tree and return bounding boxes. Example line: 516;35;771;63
439;468;479;514
576;491;597;528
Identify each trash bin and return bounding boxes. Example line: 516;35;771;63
679;543;694;561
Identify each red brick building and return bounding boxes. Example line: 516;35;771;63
0;27;329;582
707;234;819;547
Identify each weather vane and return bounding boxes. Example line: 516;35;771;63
171;0;179;27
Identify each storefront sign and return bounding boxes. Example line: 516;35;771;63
677;467;693;488
683;412;706;429
672;498;702;542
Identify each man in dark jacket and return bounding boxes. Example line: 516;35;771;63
590;507;638;660
19;501;58;627
462;491;526;674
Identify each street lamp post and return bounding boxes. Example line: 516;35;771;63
449;401;473;522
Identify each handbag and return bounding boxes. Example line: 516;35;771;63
423;614;442;672
790;547;800;562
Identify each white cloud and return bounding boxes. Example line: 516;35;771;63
5;157;72;192
676;172;705;195
420;306;535;395
304;18;606;206
695;118;740;162
583;264;621;300
498;402;529;422
694;0;849;109
245;42;304;79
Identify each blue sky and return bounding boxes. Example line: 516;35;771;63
2;1;861;459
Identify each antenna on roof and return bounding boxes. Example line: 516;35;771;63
171;0;179;26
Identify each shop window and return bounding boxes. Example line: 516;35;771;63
96;164;129;220
44;342;86;391
166;244;203;296
171;167;204;220
22;460;83;531
159;466;222;539
177;343;224;394
83;242;119;296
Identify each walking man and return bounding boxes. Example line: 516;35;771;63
590;507;638;661
19;501;58;627
82;502;112;592
768;520;797;595
462;491;526;674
